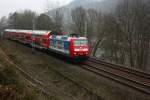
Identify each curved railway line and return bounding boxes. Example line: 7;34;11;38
82;57;150;95
0;47;50;96
89;57;150;79
0;40;150;98
0;46;100;100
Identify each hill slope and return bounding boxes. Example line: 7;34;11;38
47;0;119;28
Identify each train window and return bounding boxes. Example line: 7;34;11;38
80;40;87;46
74;40;80;46
74;39;87;46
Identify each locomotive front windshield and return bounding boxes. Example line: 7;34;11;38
74;39;88;46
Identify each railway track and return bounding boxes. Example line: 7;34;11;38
1;40;150;98
0;47;51;96
0;45;101;100
81;57;150;95
0;48;80;100
89;57;150;79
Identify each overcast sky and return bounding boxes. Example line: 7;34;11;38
0;0;73;17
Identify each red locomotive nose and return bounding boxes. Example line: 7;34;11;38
72;38;89;57
73;46;89;56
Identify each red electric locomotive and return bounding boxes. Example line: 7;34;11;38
49;33;89;59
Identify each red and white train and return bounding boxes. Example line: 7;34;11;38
4;29;89;60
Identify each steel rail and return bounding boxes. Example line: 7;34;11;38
80;57;150;95
89;57;150;79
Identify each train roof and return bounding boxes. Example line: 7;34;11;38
50;34;87;41
5;29;51;35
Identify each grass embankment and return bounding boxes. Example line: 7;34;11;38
0;47;35;100
1;40;98;100
1;40;149;100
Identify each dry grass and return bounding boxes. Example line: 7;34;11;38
0;42;37;100
0;40;149;100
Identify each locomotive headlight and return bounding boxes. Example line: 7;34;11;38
74;49;80;51
83;48;88;51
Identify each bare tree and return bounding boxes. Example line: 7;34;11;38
7;10;37;30
95;13;124;63
71;7;87;36
91;12;105;56
0;16;8;30
36;14;53;30
53;8;64;33
116;0;150;69
86;9;98;52
0;16;8;39
44;0;63;32
90;0;150;70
